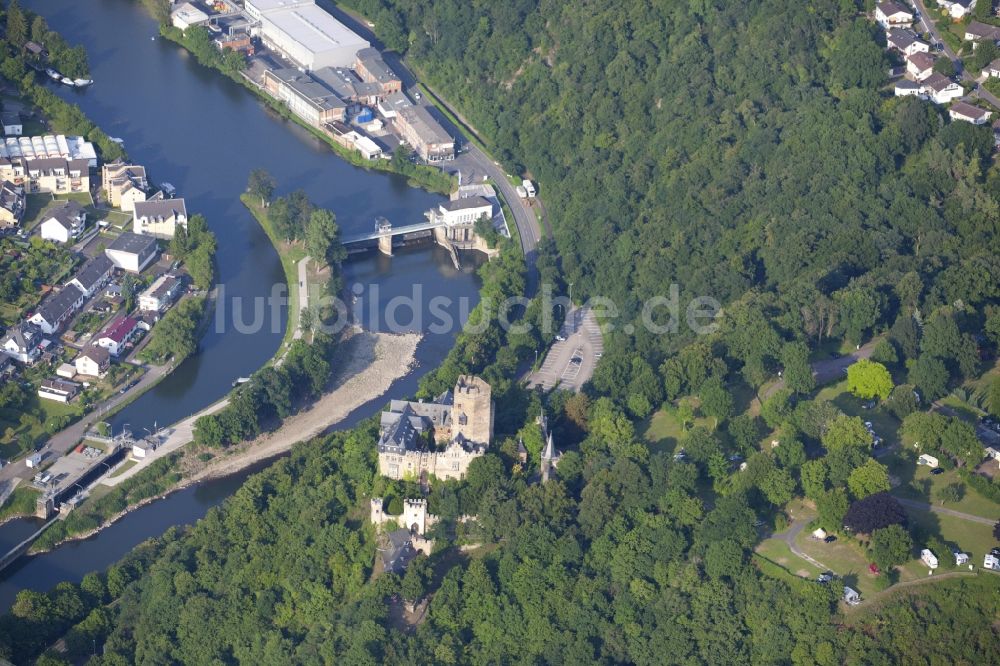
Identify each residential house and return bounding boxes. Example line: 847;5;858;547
0;322;45;364
263;68;347;127
23;41;45;58
74;345;110;377
942;0;975;20
906;51;936;80
985;58;1000;78
95;315;141;357
133;197;187;238
354;47;402;97
395;105;454;162
922;73;963;104
39;200;87;244
875;1;913;28
38;377;80;403
921;548;939;569
0;180;24;229
887;28;929;56
949;101;992;124
102;160;150;213
1;112;22;137
894;79;926;97
171;2;210;31
963;20;1000;44
66;255;115;298
105;232;159;273
28;284;85;334
138;274;183;313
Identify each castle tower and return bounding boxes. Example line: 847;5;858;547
540;430;561;483
370;497;385;526
403;498;428;535
451;375;493;446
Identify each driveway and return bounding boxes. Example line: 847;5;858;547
526;306;602;392
775;515;830;572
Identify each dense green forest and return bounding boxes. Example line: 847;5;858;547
344;0;999;407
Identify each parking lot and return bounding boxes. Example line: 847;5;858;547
526;306;603;392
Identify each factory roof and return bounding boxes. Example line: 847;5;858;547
262;3;369;56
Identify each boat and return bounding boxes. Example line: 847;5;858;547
73;78;93;87
45;68;59;79
60;76;74;86
108;137;125;146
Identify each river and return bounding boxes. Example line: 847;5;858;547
0;0;481;609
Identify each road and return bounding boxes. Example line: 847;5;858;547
775;515;830;572
911;0;1000;108
0;360;171;485
761;339;879;401
526;306;603;392
894;496;997;526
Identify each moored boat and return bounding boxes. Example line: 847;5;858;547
60;76;74;85
73;78;93;87
45;68;59;79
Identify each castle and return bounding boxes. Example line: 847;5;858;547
538;409;561;482
377;375;494;481
370;497;437;536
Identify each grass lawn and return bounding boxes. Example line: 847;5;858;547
795;528;883;597
241;194;303;352
0;485;40;521
643;404;716;455
885;450;1000;520
815;379;901;445
108;459;137;478
22;192;54;228
755;537;825;580
902;504;999;561
53;192;94;206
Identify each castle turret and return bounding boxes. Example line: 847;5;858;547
370;497;385;526
540;430;561;482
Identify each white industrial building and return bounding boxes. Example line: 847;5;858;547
248;0;369;70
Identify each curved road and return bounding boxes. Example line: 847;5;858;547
894;496;996;526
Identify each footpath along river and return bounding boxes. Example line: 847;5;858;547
0;0;483;609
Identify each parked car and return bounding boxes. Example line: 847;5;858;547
824;535;837;543
817;572;834;584
570;356;582;365
931;468;944;475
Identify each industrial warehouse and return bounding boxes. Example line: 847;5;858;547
170;0;456;163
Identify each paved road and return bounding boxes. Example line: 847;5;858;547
775;516;831;572
526;306;603;392
894;496;997;526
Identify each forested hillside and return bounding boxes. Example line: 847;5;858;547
349;0;998;389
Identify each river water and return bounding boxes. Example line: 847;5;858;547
0;0;481;608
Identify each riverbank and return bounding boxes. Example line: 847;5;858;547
158;26;453;196
29;326;420;552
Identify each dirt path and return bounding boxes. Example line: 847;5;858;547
894;496;997;526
